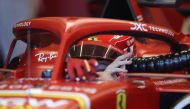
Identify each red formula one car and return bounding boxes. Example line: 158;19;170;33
0;17;190;109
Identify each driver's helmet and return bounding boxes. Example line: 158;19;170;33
69;34;135;71
70;34;135;60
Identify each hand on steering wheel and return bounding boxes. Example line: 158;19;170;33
105;54;132;74
96;54;132;81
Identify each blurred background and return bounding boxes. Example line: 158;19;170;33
0;0;189;67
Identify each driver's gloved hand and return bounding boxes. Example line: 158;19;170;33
104;54;132;74
96;54;132;81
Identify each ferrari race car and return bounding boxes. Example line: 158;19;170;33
0;17;190;109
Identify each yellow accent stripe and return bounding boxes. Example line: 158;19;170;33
26;105;33;109
0;106;6;109
0;105;32;109
0;90;90;109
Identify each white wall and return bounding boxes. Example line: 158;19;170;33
0;0;41;60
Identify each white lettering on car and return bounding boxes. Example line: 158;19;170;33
148;26;175;37
49;85;97;94
130;22;148;32
153;79;187;86
129;22;175;37
0;90;91;109
0;84;33;90
15;22;31;27
0;98;68;108
35;52;57;62
29;99;68;108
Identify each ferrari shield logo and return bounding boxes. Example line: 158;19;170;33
116;90;126;109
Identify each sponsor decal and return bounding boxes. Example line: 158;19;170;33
0;90;90;109
116;90;126;109
129;22;175;37
130;22;148;32
15;22;31;27
48;85;97;94
153;79;187;86
132;80;146;89
35;52;57;62
148;26;175;37
19;77;45;81
0;84;33;90
0;98;69;108
0;84;97;94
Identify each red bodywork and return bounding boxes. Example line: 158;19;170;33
0;17;190;109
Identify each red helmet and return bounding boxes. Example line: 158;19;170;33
70;34;135;60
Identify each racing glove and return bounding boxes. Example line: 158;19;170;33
96;54;132;81
104;54;132;74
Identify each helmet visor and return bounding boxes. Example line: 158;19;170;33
69;41;123;60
